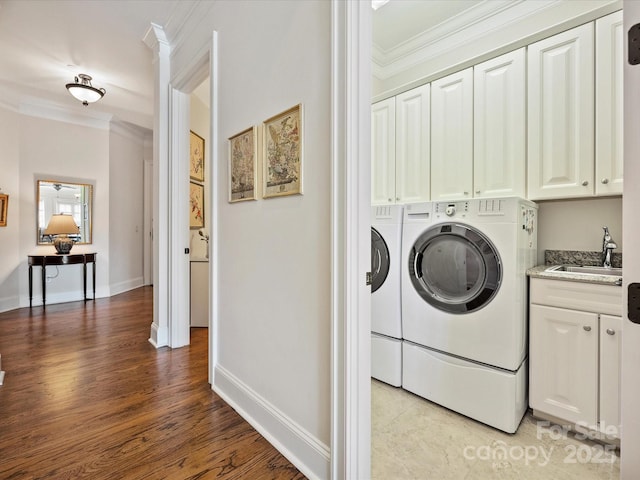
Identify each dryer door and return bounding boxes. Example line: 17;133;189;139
408;223;501;313
371;227;390;293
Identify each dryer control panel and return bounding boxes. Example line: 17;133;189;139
434;201;469;219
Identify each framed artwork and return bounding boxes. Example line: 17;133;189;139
190;130;205;182
0;194;7;227
263;104;303;198
228;126;257;202
189;182;204;229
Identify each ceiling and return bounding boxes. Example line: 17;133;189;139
0;0;531;130
0;0;192;129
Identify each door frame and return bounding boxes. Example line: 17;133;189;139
330;1;372;478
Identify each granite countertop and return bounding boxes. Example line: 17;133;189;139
526;264;622;286
527;249;623;287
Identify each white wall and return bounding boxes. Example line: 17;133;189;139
0;106;21;312
108;122;146;295
170;1;331;477
18;114;111;306
0;103;149;312
536;196;622;264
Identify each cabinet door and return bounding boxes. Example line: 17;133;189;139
395;84;430;203
431;68;473;201
596;11;623;196
599;314;622;437
371;98;396;205
473;48;525;198
527;23;595;199
529;304;598;428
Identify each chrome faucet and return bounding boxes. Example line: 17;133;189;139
602;226;617;268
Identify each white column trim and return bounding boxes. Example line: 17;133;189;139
168;87;191;348
208;31;219;386
148;24;171;348
331;1;372;478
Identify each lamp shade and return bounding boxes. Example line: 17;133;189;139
66;74;106;106
44;214;79;235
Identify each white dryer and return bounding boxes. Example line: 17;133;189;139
371;205;403;387
401;198;537;433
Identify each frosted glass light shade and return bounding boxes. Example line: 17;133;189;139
66;74;106;106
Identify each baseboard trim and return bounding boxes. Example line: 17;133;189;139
213;365;330;480
0;295;20;314
110;277;144;297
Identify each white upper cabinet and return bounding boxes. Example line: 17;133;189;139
371;97;396;205
431;68;473;201
596;10;624;196
527;23;595;200
473;48;526;198
395;84;431;203
371;85;430;205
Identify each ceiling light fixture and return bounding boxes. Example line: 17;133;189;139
65;73;106;106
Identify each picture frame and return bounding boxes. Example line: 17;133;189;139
263;104;303;198
0;193;7;227
189;130;205;182
228;126;257;202
189;182;204;229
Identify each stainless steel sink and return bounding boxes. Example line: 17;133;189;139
545;265;623;276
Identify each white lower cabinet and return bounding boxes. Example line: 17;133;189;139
529;278;622;439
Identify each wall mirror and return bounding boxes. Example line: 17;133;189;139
37;179;93;245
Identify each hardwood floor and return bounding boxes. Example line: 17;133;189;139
0;287;306;480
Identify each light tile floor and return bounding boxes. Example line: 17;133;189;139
372;380;620;480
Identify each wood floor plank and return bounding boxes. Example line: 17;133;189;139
0;287;306;479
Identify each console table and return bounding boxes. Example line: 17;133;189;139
28;253;97;308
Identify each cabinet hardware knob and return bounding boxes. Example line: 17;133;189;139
475;190;481;194
583;325;592;332
463;191;469;195
601;178;609;184
582;181;589;186
388;198;392;202
606;328;615;335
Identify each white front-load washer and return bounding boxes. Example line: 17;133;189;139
401;198;537;433
371;204;403;387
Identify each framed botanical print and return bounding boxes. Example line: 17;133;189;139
228;126;257;202
0;193;8;227
263;104;302;198
190;130;205;182
189;182;204;229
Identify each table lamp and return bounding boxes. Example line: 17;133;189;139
44;214;79;254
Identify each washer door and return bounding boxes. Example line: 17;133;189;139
408;223;501;313
371;227;390;293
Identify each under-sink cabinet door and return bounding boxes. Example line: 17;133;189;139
529;304;598;428
599;314;622;436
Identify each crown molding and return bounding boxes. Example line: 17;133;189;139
19;100;112;130
110;119;151;144
374;0;562;80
